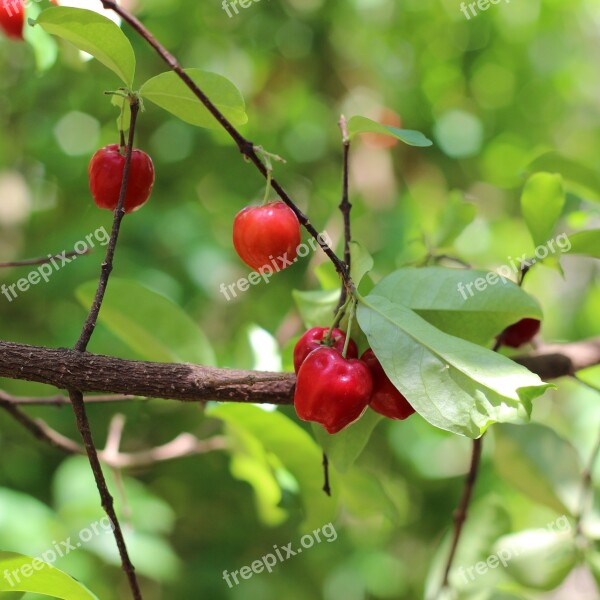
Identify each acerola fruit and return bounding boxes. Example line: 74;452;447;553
498;318;541;348
361;349;415;420
293;327;358;373
233;201;301;272
294;347;373;434
88;144;155;213
0;0;24;40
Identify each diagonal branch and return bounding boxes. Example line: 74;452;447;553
100;0;350;285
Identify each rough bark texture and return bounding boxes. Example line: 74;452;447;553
0;341;295;404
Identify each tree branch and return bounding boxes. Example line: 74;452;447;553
0;341;295;403
3;337;600;405
0;249;91;269
66;99;142;600
99;0;350;284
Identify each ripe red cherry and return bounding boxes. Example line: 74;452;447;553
88;144;155;213
294;347;373;434
233;201;301;272
498;318;541;348
293;327;358;373
0;0;24;40
361;349;415;420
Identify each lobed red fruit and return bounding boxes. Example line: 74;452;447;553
293;327;358;373
294;346;373;434
232;201;301;272
88;144;155;213
498;318;541;348
0;0;24;40
361;349;415;420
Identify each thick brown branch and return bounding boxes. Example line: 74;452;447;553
2;338;600;406
0;341;295;403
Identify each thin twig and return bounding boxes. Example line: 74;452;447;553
0;400;227;469
0;390;138;406
100;0;350;285
67;98;142;600
336;114;352;311
0;249;91;268
440;436;483;591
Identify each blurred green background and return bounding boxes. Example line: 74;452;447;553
2;0;600;598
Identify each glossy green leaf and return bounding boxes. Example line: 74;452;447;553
493;424;581;515
348;116;433;147
356;295;551;437
369;267;542;345
493;529;577;590
520;172;565;247
76;279;216;365
35;7;135;86
565;229;600;259
208;404;338;530
140;69;247;129
312;410;383;474
0;551;98;598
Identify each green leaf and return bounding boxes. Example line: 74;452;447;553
565;229;600;259
348;116;433;147
434;191;477;248
292;289;339;330
520;172;565;247
208;405;338;530
312;410;383;473
35;7;135;86
350;241;374;289
528;151;600;201
75;279;216;365
0;551;98;598
369;267;542;345
493;529;577;590
493;424;581;515
140;69;247;129
24;2;58;72
356;295;551;437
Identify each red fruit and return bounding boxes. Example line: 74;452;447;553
88;144;155;213
498;318;541;348
293;327;358;373
294;347;373;434
361;349;415;420
0;0;24;40
233;201;301;272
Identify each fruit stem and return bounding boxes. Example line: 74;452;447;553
263;169;272;205
342;300;356;358
324;297;351;345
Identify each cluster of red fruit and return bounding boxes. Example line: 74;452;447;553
0;0;57;40
293;327;415;434
292;318;541;434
